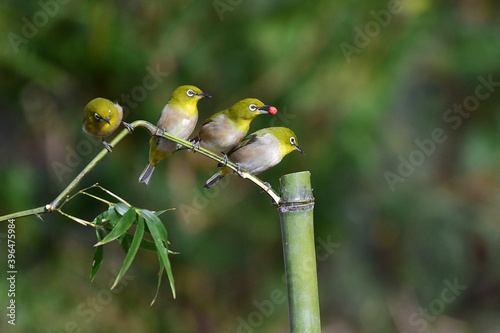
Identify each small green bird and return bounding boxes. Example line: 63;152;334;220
192;98;277;155
139;85;211;185
82;97;132;152
203;127;304;189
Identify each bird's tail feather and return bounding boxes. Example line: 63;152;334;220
203;171;224;189
138;164;155;185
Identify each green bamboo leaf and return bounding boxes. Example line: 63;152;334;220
142;209;173;247
107;205;121;227
93;210;109;225
90;209;109;282
90;228;105;282
119;233;131;253
119;230;179;254
114;203;130;216
141;210;175;299
150;267;164;306
141;209;169;243
93;209;115;231
120;234;157;252
139;238;156;252
96;207;136;246
154;208;175;217
111;216;145;290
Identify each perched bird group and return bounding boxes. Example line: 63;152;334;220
83;85;303;189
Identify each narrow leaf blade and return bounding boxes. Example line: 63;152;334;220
153;208;175;217
111;216;144;289
142;211;176;299
90;228;105;282
114;203;130;216
150;267;164;306
141;209;169;243
106;205;121;227
139;238;158;252
118;233;131;253
120;234;157;252
96;207;136;246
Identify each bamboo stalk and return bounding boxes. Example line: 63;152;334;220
278;171;320;332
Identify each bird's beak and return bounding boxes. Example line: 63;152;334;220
294;144;305;155
258;105;271;114
102;117;111;125
198;92;212;98
257;105;277;115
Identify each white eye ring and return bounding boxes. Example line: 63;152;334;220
187;89;195;97
289;137;296;145
94;113;101;120
249;104;258;112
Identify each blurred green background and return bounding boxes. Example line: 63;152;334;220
1;0;500;332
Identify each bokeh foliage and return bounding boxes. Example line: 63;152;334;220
1;0;500;332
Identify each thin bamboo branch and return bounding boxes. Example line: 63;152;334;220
46;121;147;212
0;119;281;223
95;185;132;206
80;192;114;206
56;209;97;227
59;183;101;210
0;206;47;222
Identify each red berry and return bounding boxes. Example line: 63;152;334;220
269;106;277;115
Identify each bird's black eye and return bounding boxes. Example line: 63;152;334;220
94;113;101;120
187;89;195;97
249;104;258;112
290;137;296;145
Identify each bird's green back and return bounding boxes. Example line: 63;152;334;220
203;98;265;125
227;127;300;157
